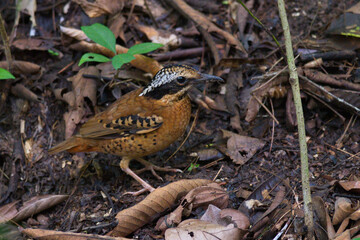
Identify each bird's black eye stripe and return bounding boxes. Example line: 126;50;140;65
176;76;187;84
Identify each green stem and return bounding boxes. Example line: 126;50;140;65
277;0;314;239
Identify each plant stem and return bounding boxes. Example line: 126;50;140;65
277;0;314;239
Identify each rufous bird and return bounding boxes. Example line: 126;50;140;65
49;65;223;193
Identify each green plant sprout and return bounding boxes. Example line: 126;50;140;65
187;163;200;172
79;23;163;70
48;49;59;56
0;68;15;80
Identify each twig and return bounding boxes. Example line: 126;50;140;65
144;0;159;28
197;26;220;65
324;142;360;161
236;0;283;56
253;95;279;125
277;0;314;238
269;98;275;153
212;164;223;182
163;0;246;53
0;13;13;70
304;90;345;122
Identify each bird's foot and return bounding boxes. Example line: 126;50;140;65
134;158;182;181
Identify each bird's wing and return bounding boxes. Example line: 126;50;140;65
79;88;163;139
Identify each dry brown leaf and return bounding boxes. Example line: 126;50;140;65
22;228;130;240
136;24;181;50
336;207;360;235
200;204;223;224
220;209;250;230
0;200;20;223
156;183;229;232
109;13;126;42
245;75;288;122
53;88;76;107
0;60;44;80
313;196;336;240
221;129;265;165
60;26;89;41
73;0;125;17
12;195;68;222
347;2;360;14
334;224;360;240
333;198;356;225
165;219;243;240
109;179;212;237
69;41;162;76
62;66;98;138
12;38;54;51
0;195;68;224
200;205;250;232
11;83;42;102
338;181;360;194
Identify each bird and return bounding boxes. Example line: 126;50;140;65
48;64;223;193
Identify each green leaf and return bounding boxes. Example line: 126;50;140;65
48;49;59;56
127;42;163;55
81;23;116;53
112;53;135;70
79;53;110;66
0;68;15;80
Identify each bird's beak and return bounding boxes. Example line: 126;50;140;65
198;73;224;83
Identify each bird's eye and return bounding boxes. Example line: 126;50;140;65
176;76;187;85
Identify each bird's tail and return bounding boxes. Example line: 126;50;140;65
48;136;98;154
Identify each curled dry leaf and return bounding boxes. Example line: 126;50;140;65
333;197;356;225
109;179;212;237
312;196;336;240
165;219;243;240
0;200;20;223
69;41;162;76
22;228;130;240
136;24;181;50
156;183;229;231
221;129;265;165
73;0;125;18
336;207;360;236
0;60;44;80
60;26;90;42
11;83;42;102
0;195;68;224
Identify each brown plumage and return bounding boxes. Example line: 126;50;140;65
49;65;223;193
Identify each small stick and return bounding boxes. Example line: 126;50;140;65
253;95;279;125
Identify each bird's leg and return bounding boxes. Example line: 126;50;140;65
120;157;155;193
133;158;182;181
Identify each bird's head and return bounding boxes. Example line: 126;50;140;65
139;65;223;100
